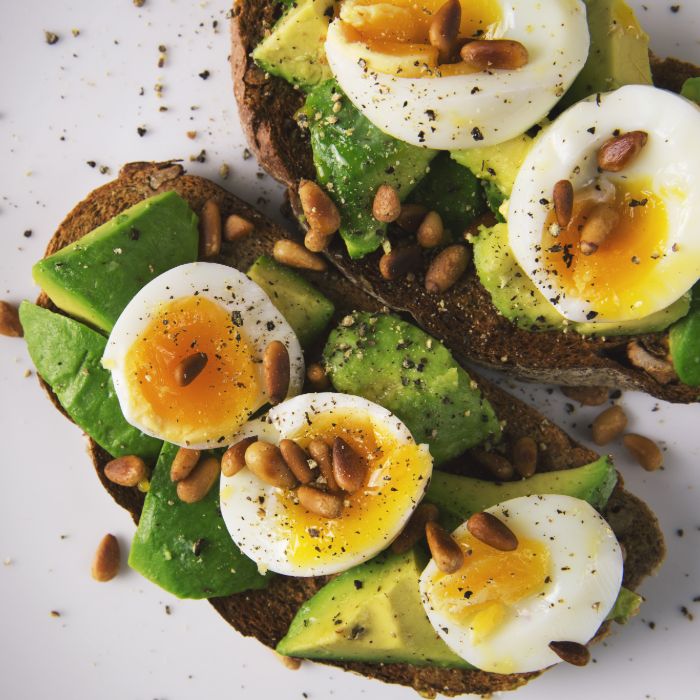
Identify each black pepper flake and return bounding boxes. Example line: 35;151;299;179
86;160;96;168
45;31;59;45
425;109;436;121
192;538;206;556
231;310;243;327
670;5;680;13
266;321;275;331
587;126;596;134
198;70;210;80
629;198;648;208
471;86;480;94
586;310;599;320
353;579;363;590
137;126;147;137
129;227;140;241
23;230;32;238
471;127;484;141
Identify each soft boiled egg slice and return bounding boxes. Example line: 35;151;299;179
509;84;700;323
220;393;433;576
325;0;589;149
102;262;304;449
419;494;623;674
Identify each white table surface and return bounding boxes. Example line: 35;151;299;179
1;2;699;699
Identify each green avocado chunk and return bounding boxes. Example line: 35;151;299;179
247;255;334;349
323;312;500;465
681;77;700;104
276;548;472;669
32;191;199;334
129;442;268;599
19;302;161;462
303;81;436;259
670;285;700;387
253;0;334;90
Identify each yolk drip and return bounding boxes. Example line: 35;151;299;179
542;178;668;319
124;295;262;444
277;411;431;567
431;533;550;642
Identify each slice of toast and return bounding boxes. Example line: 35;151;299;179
229;0;700;404
35;161;665;697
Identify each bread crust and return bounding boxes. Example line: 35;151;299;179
228;1;700;403
35;161;665;696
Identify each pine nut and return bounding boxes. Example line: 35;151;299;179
91;534;120;582
280;439;315;484
263;341;290;405
579;202;619;255
597;131;648;172
548;641;590;666
372;184;402;223
391;502;439;555
467;511;519;551
199;199;222;258
170;448;201;482
224;214;254;241
429;0;461;64
245;441;297;489
174;352;208;387
417;211;446;248
379;246;422;281
297;484;344;519
561;385;610;406
0;301;23;337
332;437;367;493
627;341;677;385
472;449;514;481
273;239;326;272
276;653;302;670
104;455;148;487
308;438;339;491
426;521;464;573
299;179;340;244
306;362;331;391
460;39;529;70
623;434;663;471
553;179;574;228
222;437;256;477
511;436;537;479
425;244;470;293
591;405;627;445
396;203;428;233
176;455;221;503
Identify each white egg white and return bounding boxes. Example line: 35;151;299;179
419;494;623;674
325;0;589;149
102;262;304;448
220;393;433;577
509;85;700;323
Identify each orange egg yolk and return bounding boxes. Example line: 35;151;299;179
541;178;669;320
430;532;550;642
277;411;431;567
124;295;262;445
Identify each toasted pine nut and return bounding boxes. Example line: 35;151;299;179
627;341;677;385
245;441;297;489
174;352;208;387
597;130;648;172
396;203;428;233
199;199;222;258
579;202;619;255
104;455;148;487
91;534;120;582
273;239;326;272
460;39;529;70
222;437;256;477
177;456;221;503
299;179;340;240
467;511;519;551
548;641;590;667
224;214;254;241
308;438;339;491
379;246;422;281
425;244;470;293
553;180;574;228
304;229;334;253
623;433;663;471
263;341;290;405
591;405;627;445
0;301;23;337
391;502;439;555
372;184;402;223
306;362;331;391
417;211;446;248
511;437;537;479
332;437;367;493
429;0;461;64
472;449;514;481
170;448;201;482
280;439;315;484
561;385;610;406
297;484;344;519
426;521;464;573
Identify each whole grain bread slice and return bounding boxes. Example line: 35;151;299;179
229;0;700;404
35;161;665;697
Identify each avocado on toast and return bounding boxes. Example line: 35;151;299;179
229;0;700;404
29;160;665;697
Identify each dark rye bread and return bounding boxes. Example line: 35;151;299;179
229;0;700;404
35;161;665;697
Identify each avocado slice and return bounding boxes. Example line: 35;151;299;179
33;191;199;334
129;442;268;599
247;255;334;349
669;284;700;386
20;302;161;461
681;77;700;104
323;312;500;465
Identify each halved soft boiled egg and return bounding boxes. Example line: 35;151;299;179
419;494;623;674
509;85;700;323
220;393;433;576
103;262;304;449
325;0;589;149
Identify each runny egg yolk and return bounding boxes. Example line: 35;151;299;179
542;178;669;319
276;410;431;568
124;295;262;444
430;532;550;643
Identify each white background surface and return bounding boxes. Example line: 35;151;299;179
0;1;699;699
